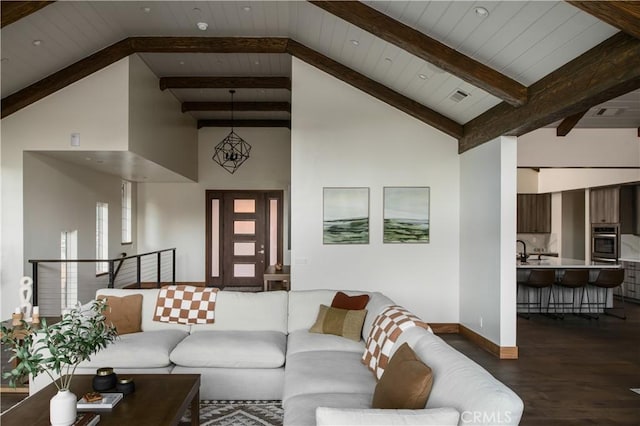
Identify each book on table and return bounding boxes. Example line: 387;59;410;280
73;412;100;426
77;392;123;410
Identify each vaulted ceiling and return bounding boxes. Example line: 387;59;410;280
1;1;639;153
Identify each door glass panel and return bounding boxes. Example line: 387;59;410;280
234;242;255;256
234;263;255;277
270;199;278;266
211;199;220;277
234;199;256;213
234;220;255;235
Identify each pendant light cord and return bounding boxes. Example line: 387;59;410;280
230;89;235;133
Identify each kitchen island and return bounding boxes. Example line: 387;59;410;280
517;258;623;314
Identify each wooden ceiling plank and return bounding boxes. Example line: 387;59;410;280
197;119;291;129
182;101;291;113
1;39;132;118
556;110;588;137
568;1;640;40
129;36;289;53
160;77;291;91
309;0;527;107
1;1;54;28
459;32;640;153
286;39;463;139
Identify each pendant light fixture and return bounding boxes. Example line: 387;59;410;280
212;90;251;174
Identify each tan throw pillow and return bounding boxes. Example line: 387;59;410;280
372;342;433;409
98;294;143;335
309;305;367;341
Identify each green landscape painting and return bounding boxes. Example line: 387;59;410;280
323;188;369;244
384;187;430;243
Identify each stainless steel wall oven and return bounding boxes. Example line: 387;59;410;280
591;224;619;263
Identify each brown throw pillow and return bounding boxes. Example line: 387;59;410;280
372;342;433;409
331;291;370;310
309;305;367;341
98;294;143;335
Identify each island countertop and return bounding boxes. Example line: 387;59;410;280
517;257;622;269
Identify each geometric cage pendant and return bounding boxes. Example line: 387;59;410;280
212;130;251;174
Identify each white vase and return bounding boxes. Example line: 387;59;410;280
50;389;77;426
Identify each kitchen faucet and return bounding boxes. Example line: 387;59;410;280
517;240;528;263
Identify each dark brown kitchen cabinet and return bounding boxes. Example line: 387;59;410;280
590;186;619;224
517;193;551;233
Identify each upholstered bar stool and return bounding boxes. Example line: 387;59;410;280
552;269;590;319
517;269;556;319
588;268;626;320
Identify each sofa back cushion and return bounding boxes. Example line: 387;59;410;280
96;288;190;332
190;290;288;333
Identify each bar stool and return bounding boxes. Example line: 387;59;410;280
517;269;556;319
588;268;626;320
552;269;590;319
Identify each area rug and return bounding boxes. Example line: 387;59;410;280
181;400;283;426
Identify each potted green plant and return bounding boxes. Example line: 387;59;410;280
1;299;117;426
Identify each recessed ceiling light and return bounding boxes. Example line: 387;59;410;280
475;7;489;17
196;22;208;31
418;74;428;80
192;7;201;14
350;39;360;46
32;39;42;46
243;6;251;12
96;160;104;164
179;60;185;65
254;60;260;65
85;157;92;161
141;7;151;13
384;57;393;63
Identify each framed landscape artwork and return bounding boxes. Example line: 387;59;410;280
323;187;369;244
383;187;430;243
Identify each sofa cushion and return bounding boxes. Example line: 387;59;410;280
283;351;376;402
77;329;188;368
287;330;364;356
284;392;372;426
170;330;286;368
331;291;370;310
98;294;142;335
315;407;460;426
372;343;433;409
96;289;190;333
190;290;288;333
309;305;367;341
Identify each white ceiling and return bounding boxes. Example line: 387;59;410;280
0;1;637;128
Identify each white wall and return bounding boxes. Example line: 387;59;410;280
23;153;136;313
128;55;198;181
290;58;460;323
460;137;517;346
1;59;130;319
537;168;640;193
518;128;639;168
137;127;291;282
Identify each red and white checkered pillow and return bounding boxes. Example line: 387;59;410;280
153;285;219;325
362;305;430;379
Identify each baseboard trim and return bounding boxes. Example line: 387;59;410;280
430;323;460;334
459;324;519;359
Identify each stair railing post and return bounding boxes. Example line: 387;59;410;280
32;261;39;306
157;251;161;288
172;249;176;285
108;260;115;288
136;256;141;288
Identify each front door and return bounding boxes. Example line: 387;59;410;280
206;190;283;288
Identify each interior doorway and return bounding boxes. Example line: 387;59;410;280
205;190;284;288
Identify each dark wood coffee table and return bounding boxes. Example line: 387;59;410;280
0;374;200;425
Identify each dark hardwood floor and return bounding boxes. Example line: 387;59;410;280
3;302;639;424
441;301;640;425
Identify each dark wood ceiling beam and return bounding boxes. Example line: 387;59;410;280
129;36;288;53
1;1;54;28
556;110;588;137
286;39;463;139
197;119;291;129
459;32;640;153
568;1;640;40
160;77;291;91
182;101;291;113
309;0;527;107
1;39;132;118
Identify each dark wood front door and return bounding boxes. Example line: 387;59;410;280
206;190;283;288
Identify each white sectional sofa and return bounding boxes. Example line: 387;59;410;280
63;288;523;425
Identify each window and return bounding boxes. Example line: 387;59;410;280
96;202;109;274
60;230;78;310
121;181;132;244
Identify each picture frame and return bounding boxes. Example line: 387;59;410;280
383;187;430;243
323;187;370;244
